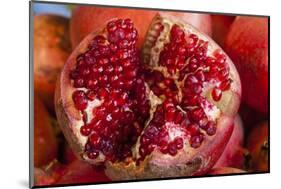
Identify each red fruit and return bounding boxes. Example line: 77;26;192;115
247;121;269;172
70;6;212;49
225;16;269;113
34;15;71;112
238;103;268;129
208;167;246;175
55;14;241;180
34;160;65;186
214;115;246;169
211;15;235;47
34;95;58;167
56;160;110;184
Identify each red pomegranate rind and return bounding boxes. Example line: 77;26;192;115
214;115;245;168
104;14;241;179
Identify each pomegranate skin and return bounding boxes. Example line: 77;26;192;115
214;115;245;169
56;14;241;180
208;167;246;175
247;121;269;172
34;14;71;112
225;16;268;114
34;95;58;167
70;6;212;49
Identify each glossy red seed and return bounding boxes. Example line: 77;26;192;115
72;90;88;110
186;123;199;136
89;133;101;148
174;137;184;150
190;108;205;122
206;122;217;136
80;125;91;136
168;143;178;156
212;87;222;101
87;151;99;159
190;136;202;148
219;79;231;91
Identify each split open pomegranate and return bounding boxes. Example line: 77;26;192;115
55;13;241;180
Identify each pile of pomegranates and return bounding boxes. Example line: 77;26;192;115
33;5;269;187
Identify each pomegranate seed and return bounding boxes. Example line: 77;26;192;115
80;125;91;136
87;151;99;159
206;122;217;136
72;90;88;110
174;137;184;150
212;87;222;101
190;135;203;148
168;143;178;156
89;133;101;148
219;79;231;91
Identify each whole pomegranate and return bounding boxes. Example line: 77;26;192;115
34;14;71;112
34;95;58;167
70;6;212;49
208;167;246;175
55;14;241;180
247;121;268;172
214;115;246;169
211;15;235;47
225;16;268;113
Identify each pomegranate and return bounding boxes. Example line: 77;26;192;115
225;16;268;113
214;115;247;169
247;121;269;172
70;6;212;49
211;15;235;47
208;167;246;175
34;95;58;167
55;14;241;180
34;14;71;112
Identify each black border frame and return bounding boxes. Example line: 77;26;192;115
29;0;270;188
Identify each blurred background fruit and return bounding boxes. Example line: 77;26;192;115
211;15;235;47
70;6;212;49
34;95;58;167
238;103;268;130
55;160;110;184
208;167;246;175
34;14;71;113
247;121;269;172
34;160;65;186
225;16;269;114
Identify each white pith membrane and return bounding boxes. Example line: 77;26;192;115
66;15;237;168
